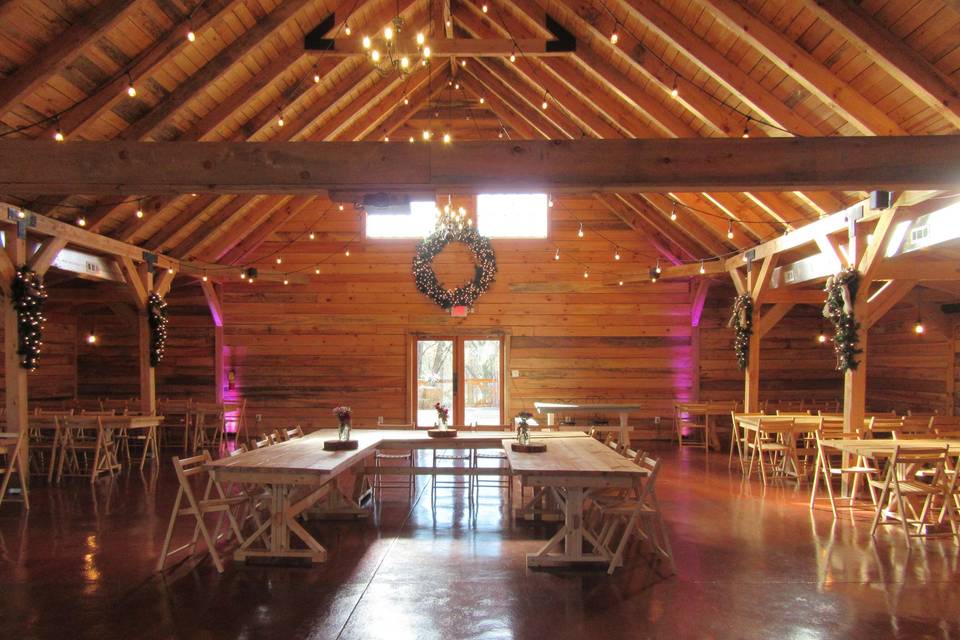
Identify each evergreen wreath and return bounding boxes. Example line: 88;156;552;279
728;293;754;371
147;292;168;367
412;224;497;310
10;265;47;371
822;267;862;371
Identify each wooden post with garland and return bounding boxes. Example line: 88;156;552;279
2;234;28;436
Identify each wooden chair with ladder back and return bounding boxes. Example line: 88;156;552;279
0;431;29;510
809;415;879;518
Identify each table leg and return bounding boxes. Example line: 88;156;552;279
619;413;629;448
234;483;330;563
527;486;610;568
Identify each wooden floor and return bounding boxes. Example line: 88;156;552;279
1;444;958;639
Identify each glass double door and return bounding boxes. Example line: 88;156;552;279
415;337;503;427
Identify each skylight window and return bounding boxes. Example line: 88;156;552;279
476;193;548;238
365;200;437;238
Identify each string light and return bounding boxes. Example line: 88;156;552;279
914;319;925;335
277;111;285;127
423;45;431;58
577;222;584;238
442;132;451;144
315;267;321;275
671;76;679;99
309;231;316;240
548;196;554;207
541;92;549;110
618;280;624;286
86;333;98;345
727;220;734;239
422;130;432;141
554;248;560;260
283;278;289;285
77;215;87;227
650;268;659;283
670;205;677;221
345;248;351;256
53;117;64;142
313;69;321;83
817;333;827;344
614;247;621;260
362;35;372;49
479;96;485;104
742;116;750;138
482;3;488;13
345;24;352;36
409;136;415;143
276;256;282;264
371;49;381;62
610;26;619;45
135;199;144;218
338;204;345;211
699;260;706;275
202;272;208;282
384;135;389;142
187;28;196;42
126;74;137;98
509;48;516;63
167;266;175;274
416;32;425;45
655;258;662;274
583;268;589;279
384;26;394;40
403;96;409;105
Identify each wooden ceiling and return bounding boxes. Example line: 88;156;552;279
0;0;957;269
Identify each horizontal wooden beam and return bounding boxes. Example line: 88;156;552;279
2;137;958;195
309;37;570;56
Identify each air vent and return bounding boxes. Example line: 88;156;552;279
910;225;929;243
784;270;797;283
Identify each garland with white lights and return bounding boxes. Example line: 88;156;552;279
11;266;48;371
728;293;754;371
147;292;168;367
412;223;497;310
822;268;862;372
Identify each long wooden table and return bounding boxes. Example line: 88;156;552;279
504;436;647;568
206;429;597;564
534;402;642;445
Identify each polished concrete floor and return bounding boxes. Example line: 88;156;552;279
1;444;959;639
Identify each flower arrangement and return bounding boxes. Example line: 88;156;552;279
333;406;352;441
434;402;450;427
516;411;533;445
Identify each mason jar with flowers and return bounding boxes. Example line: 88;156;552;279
516;411;533;445
434;402;450;429
333;406;352;441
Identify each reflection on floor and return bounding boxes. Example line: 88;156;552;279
1;444;958;639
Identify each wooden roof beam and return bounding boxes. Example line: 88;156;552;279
0;0;145;118
309;37;570;57
698;0;907;136
463;64;573;138
802;0;960;130
2;137;958;194
628;193;735;256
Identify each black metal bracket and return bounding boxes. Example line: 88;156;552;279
303;13;339;51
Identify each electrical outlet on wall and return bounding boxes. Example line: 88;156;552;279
654;416;661;424
511;370;520;378
255;414;262;422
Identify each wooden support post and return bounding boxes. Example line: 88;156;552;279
127;262;157;416
744;304;761;413
3;232;27;435
200;280;225;404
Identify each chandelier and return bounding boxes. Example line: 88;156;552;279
362;16;430;78
433;196;472;234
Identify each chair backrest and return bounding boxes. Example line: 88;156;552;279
887;446;949;484
756;416;795;432
228;444;249;457
253;433;276;449
277;425;304;441
931;415;960;438
81;409;116;416
894;416;933;440
866;416;904;438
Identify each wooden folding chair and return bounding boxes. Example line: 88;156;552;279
253;433;277;449
158;398;193;453
869;446;959;544
746;416;798;485
28;410;71;482
57;415;121;484
894;416;934;440
0;431;29;510
593;454;675;575
192;402;226;453
809;416;878;517
932;416;960;439
730;412;764;472
156;451;249;573
276;425;304;441
675;403;710;452
866;416;905;440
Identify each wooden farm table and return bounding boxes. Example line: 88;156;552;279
735;415;821;483
206;429;591;563
817;438;960;457
102;415;163;470
534;402;641;444
57;414;163;481
503;436;647;569
676;402;736;451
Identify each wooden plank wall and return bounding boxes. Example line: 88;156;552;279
867;303;958;415
222;196;691;436
699;284;844;406
0;306;77;403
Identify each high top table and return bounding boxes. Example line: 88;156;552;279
534;402;642;445
206;429;589;563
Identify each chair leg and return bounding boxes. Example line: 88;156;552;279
156;489;184;572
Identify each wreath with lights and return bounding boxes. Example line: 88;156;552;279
147;292;168;367
11;266;48;371
412;224;497;310
822;267;862;371
728;293;754;371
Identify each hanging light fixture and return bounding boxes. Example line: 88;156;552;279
741;115;751;138
914;318;925;335
126;73;137;98
554;248;560;261
54;117;65;142
577;222;584;238
655;258;662;274
699;260;706;275
136;199;144;219
362;12;429;78
727;220;734;239
614;247;621;261
670;204;677;221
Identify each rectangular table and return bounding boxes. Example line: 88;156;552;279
503;436;647;568
207;429;591;563
534;402;641;445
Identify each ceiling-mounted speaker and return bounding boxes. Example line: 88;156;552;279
870;190;893;210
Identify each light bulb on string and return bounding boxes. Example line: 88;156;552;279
548;196;554;207
914;319;925;335
727;220;734;239
422;130;432;141
277;112;285;127
554;248;560;261
403;96;409;105
126;74;137;97
610;27;619;45
283;278;289;286
344;24;351;35
817;333;827;344
409;136;415;143
655;258;662;274
671;77;679;99
276;256;282;265
400;56;410;69
670;205;677;221
309;231;316;240
187;28;196;42
384;135;389;142
741;116;750;138
167;266;175;275
313;69;321;83
583;268;589;279
77;215;87;227
136;199;144;218
699;260;706;275
338;204;345;211
202;272;208;282
509;48;516;63
541;93;549;110
482;2;488;13
442;132;451;144
423;45;431;58
383;26;393;40
479;96;485;104
614;248;621;261
86;333;98;345
362;35;371;49
577;223;584;238
54;118;64;142
416;32;425;46
371;49;381;62
315;267;320;275
344;248;351;256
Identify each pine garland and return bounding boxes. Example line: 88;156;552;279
147;292;168;367
729;293;754;371
823;267;862;371
412;223;497;310
10;266;47;371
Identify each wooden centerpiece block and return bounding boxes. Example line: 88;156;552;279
323;439;359;451
427;429;458;438
511;442;547;453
